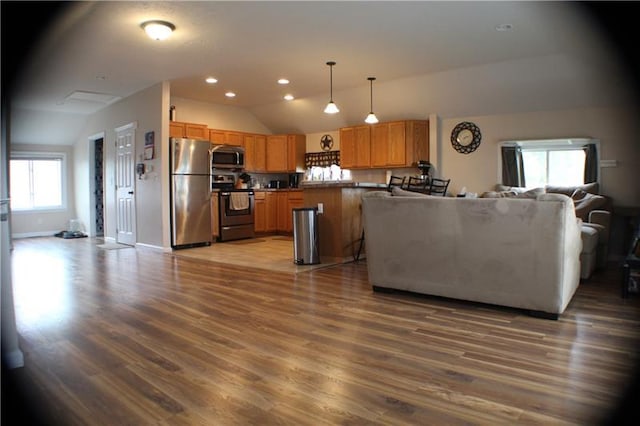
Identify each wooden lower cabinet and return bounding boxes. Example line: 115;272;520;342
254;192;266;233
211;195;219;239
254;191;278;233
254;190;303;234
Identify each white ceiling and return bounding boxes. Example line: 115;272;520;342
5;1;635;145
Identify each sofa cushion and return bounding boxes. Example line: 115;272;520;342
515;187;546;199
480;190;517;198
571;190;606;221
391;187;433;197
546;182;599;196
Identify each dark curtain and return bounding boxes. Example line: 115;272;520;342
583;143;598;183
501;146;525;187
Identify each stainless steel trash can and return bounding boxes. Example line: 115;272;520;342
293;207;319;265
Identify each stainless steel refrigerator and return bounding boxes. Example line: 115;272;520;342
170;137;212;248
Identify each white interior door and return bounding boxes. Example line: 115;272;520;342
115;123;136;246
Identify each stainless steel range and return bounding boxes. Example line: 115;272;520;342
212;174;255;242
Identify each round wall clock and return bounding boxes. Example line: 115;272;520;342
451;122;481;154
320;134;334;151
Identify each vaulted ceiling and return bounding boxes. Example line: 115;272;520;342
3;1;636;145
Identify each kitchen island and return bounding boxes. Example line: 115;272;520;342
300;181;386;261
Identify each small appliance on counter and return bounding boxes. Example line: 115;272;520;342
288;173;302;188
269;180;288;189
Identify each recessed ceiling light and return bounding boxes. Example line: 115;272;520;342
225;92;236;98
283;94;294;101
278;78;290;85
141;20;175;40
205;77;218;84
495;23;513;32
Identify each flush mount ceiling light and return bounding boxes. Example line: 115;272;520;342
205;77;218;84
323;61;339;114
278;78;290;85
225;91;236;98
364;77;379;124
283;94;294;101
495;23;513;32
141;20;175;40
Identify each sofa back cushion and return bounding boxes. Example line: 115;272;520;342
545;182;599;196
571;189;606;221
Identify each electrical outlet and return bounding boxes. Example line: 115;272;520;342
317;203;323;214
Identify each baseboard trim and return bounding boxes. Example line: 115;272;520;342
12;230;59;239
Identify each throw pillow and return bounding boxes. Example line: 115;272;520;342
571;190;606;221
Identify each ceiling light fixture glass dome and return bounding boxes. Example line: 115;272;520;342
141;20;175;41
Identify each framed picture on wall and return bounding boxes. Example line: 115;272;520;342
144;131;155;160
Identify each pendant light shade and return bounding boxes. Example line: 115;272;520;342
324;61;339;114
364;77;379;124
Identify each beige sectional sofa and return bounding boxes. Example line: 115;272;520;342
495;183;611;279
361;189;583;319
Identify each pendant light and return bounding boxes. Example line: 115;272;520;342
323;61;339;114
364;77;379;124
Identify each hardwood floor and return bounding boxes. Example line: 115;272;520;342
3;236;640;425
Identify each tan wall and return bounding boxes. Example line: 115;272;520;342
170;97;272;135
440;107;640;206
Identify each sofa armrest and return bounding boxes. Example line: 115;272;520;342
588;210;611;239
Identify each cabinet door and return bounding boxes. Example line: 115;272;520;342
185;124;208;140
371;123;389;167
211;196;219;238
209;129;225;144
225;132;244;147
354;126;371;167
276;192;289;231
387;121;407;166
254;195;266;233
265;192;277;232
170;123;185;138
340;127;356;168
266;135;288;172
287;134;306;172
254;135;267;172
244;134;256;172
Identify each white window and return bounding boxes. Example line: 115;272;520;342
522;148;586;188
10;153;67;211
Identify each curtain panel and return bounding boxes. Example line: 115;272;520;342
501;146;525;187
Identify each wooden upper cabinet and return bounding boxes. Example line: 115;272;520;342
266;135;288;172
340;126;370;169
371;123;389;167
370;120;429;168
224;131;244;147
170;121;208;140
287;134;306;172
185;123;208;140
244;134;267;172
209;129;225;144
209;129;244;147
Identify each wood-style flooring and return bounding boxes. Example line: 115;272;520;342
3;236;640;425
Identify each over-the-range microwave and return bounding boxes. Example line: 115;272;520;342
211;144;245;170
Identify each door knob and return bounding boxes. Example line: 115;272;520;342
128;191;134;195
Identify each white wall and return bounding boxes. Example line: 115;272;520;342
74;83;165;248
10;144;76;237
